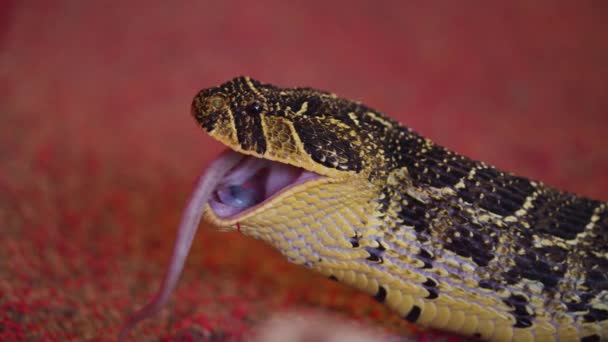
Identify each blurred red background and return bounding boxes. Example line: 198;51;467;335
1;1;607;340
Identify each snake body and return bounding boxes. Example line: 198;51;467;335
192;76;608;341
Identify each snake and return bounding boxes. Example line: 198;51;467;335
120;76;608;341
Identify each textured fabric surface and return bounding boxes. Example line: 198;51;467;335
1;1;607;341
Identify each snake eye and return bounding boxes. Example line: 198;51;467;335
247;102;262;115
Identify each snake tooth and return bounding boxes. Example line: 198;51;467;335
193;76;608;341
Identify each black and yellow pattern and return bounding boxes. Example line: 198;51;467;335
192;76;608;341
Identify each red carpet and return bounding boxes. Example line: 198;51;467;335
1;1;607;340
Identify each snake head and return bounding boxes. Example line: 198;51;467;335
192;76;393;178
191;76;387;227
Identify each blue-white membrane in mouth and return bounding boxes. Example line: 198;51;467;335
209;152;321;219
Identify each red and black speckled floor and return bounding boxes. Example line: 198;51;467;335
1;1;607;341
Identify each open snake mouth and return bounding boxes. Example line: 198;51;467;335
209;150;321;219
119;149;323;340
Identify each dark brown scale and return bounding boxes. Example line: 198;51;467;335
425;152;474;187
503;294;535;328
390;136;477;189
564;292;608;326
584;307;608;323
577;207;608;294
365;240;386;263
526;191;598;240
293;117;363;172
395;192;429;234
233;107;267;154
536;245;569;263
497;241;571;292
422;278;439;299
417;248;434;269
374;285;387;302
442;220;498;267
583;253;608;291
457;167;536;217
581;335;601;342
349;235;361;248
366;255;383;263
566;299;589;313
435;201;501;267
404;305;422;323
478;279;501;291
503;249;567;291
